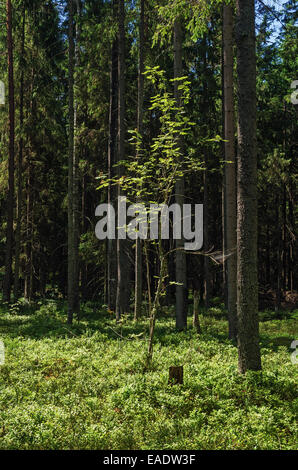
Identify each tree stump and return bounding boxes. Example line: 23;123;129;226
168;366;183;385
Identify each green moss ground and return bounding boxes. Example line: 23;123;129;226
0;300;297;449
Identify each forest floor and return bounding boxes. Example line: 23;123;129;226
0;299;297;450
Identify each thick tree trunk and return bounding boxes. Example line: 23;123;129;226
174;17;187;330
223;4;237;340
235;0;261;373
3;0;15;302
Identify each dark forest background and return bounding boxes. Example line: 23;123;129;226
0;0;297;368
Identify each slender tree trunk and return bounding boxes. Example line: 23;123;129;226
144;241;152;315
24;152;33;300
193;289;201;333
3;0;15;302
235;0;261;373
147;248;166;365
134;0;145;321
174;17;187;330
282;184;287;291
80;78;89;301
221;29;228;308
67;0;81;321
266;221;270;287
282;106;287;292
202;36;211;310
73;0;81;315
275;194;281;311
288;152;294;291
81;172;87;300
223;3;237;340
222;184;228;306
203;175;211;309
24;73;34;303
14;8;25;300
115;0;129;321
67;0;75;323
107;4;118;310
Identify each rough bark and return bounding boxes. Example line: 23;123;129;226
203;171;211;309
223;3;237;340
115;0;129;321
202;35;211;310
24;139;33;301
107;4;118;310
14;8;25;299
67;0;75;324
73;0;81;315
193;289;201;334
134;0;145;321
288;151;295;291
235;0;261;373
174;17;187;330
275;194;281;311
3;0;15;302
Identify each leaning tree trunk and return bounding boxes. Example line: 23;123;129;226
174;17;187;330
3;0;15;302
235;0;261;373
223;3;237;340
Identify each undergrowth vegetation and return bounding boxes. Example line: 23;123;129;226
0;300;297;450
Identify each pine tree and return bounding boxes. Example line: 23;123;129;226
235;0;262;373
3;0;15;302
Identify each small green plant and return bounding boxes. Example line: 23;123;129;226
98;66;206;364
